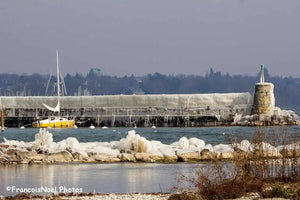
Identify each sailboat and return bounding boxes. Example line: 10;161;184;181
32;50;74;128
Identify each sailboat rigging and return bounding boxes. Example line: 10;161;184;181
32;50;74;128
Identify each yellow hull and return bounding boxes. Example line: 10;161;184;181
32;120;74;128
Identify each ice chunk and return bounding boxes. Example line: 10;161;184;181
178;137;189;149
89;146;120;157
128;130;136;137
234;140;252;152
189;138;205;148
33;128;54;153
213;144;234;153
203;144;214;152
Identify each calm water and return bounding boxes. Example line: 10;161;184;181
0;163;204;196
1;126;299;145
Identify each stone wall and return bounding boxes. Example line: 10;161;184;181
251;83;275;117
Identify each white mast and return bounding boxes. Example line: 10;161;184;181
42;50;61;115
56;50;61;116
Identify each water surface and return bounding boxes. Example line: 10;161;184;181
0;163;202;196
1;126;298;145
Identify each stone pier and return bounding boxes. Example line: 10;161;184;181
251;82;275;118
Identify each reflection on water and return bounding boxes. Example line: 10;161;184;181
0;163;202;196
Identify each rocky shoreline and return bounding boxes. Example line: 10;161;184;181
0;144;238;164
0;130;298;165
1;143;299;165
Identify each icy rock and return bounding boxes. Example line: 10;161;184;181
55;140;66;152
15;151;35;160
5;149;20;160
47;151;73;163
0;154;9;162
4;128;300;164
110;141;121;149
178;152;201;162
203;144;214;152
0;144;9;150
134;153;164;162
33;128;54;153
170;141;179;147
189;138;198;146
235;140;252;152
200;149;216;160
64;137;88;157
26;152;46;162
275;107;299;120
93;153;120;162
117;130;161;155
118;153;136;162
178;137;189;149
255;142;276;152
88;146;120;157
65;137;80;149
128;130;136;137
233;113;243;124
119;130;143;153
149;140;164;151
218;152;234;160
158;147;177;162
72;152;89;162
159;147;176;157
3;139;31;150
137;137;151;153
176;138;205;154
213;144;234;153
189;138;205;148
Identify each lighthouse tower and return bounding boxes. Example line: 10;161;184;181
251;65;275;118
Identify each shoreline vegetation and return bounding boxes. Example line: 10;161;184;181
168;128;300;200
0;127;299;199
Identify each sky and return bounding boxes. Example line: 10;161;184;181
0;0;300;77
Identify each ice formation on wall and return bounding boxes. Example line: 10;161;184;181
0;93;253;122
235;107;299;125
0;93;253;109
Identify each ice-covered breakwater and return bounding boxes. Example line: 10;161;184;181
0;93;253;127
0;129;299;164
0;92;299;127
